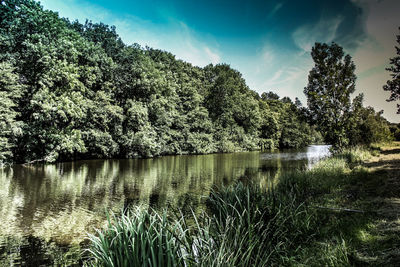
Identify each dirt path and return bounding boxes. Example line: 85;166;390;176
364;143;400;205
355;143;400;265
366;142;400;174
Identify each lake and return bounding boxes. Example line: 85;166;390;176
0;145;330;265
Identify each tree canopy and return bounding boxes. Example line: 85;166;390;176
384;27;400;114
304;42;356;150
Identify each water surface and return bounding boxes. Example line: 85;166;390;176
0;145;330;265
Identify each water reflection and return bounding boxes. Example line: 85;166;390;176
260;145;331;170
0;145;330;265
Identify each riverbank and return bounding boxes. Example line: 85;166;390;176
86;143;400;266
288;142;400;266
336;142;400;265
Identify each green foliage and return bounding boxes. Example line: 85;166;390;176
204;64;262;151
348;94;393;146
389;123;400;141
87;208;188;267
87;183;316;267
336;147;372;164
261;91;280;100
259;97;318;149
305;43;392;150
383;27;400;114
0;62;23;163
304;42;356;150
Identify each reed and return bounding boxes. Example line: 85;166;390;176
203;183;315;266
86;207;190;267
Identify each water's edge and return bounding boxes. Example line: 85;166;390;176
0;145;330;265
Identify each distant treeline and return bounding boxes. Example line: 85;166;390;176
0;0;392;164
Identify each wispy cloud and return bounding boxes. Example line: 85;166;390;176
292;16;343;53
162;21;221;66
263;69;284;86
350;0;400;121
267;2;283;18
111;16;222;67
41;0;221;67
40;0;110;23
262;65;309;87
204;47;220;64
262;50;274;63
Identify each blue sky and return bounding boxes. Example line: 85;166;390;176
40;0;400;122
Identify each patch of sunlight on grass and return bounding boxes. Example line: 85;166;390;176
358;229;376;243
338;147;373;164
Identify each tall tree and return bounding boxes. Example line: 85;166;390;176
383;27;400;114
304;42;356;150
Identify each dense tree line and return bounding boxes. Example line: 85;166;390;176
0;0;393;163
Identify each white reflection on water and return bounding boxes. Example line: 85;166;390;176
260;145;331;169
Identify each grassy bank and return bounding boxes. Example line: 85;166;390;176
86;143;400;266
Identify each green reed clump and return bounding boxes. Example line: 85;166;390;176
204;183;315;266
86;207;190;267
336;147;372;164
86;183;317;266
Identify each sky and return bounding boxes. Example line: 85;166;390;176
40;0;400;122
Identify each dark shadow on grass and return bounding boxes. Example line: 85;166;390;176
363;160;400;171
362;146;400;170
381;148;400;156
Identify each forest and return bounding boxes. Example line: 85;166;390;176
0;0;394;165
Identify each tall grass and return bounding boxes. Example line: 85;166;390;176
86;207;190;267
203;183;315;266
87;149;373;266
87;183;317;266
336;147;372;164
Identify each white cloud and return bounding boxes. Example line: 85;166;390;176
262;67;306;87
204;47;221;65
263;69;283;86
259;59;313;101
251;43;276;75
262;50;274;63
292;16;343;53
111;17;222;67
119;18;222;67
352;0;400;73
157;21;221;66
